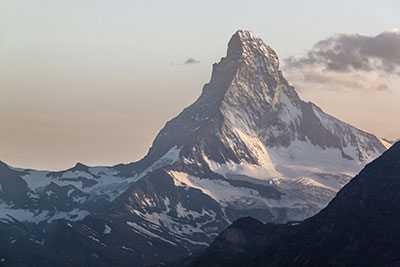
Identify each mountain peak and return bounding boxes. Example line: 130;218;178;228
234;29;259;37
228;30;261;55
136;30;387;170
72;162;89;172
229;30;263;49
227;30;280;71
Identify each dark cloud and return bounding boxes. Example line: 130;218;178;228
183;58;200;65
283;30;400;93
285;30;400;74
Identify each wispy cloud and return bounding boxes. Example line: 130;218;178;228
283;30;400;92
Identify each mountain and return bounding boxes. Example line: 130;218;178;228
180;141;400;267
0;30;389;266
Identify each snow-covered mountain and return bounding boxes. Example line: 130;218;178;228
0;30;389;266
180;141;400;267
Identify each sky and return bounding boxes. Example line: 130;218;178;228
1;0;399;170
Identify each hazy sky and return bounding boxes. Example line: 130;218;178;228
1;0;399;170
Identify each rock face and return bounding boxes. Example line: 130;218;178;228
181;141;400;267
0;30;389;266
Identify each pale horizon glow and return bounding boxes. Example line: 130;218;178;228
1;0;399;170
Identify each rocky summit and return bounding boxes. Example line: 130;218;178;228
0;30;390;266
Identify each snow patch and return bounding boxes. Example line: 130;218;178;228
127;221;176;246
145;146;181;173
104;224;112;234
169;170;338;221
0;202;90;224
379;138;393;149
